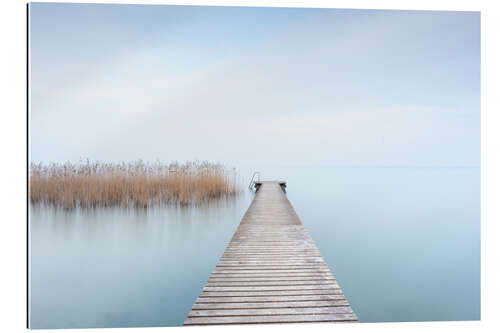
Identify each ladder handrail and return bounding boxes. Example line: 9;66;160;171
248;171;261;190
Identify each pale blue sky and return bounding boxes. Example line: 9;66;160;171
29;3;480;167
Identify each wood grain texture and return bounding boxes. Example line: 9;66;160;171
184;181;357;325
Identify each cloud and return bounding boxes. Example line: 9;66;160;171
29;7;479;167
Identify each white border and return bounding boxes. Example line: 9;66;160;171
1;0;498;332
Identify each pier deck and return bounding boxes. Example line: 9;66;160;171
184;181;357;325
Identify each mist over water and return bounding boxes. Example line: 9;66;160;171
29;166;479;328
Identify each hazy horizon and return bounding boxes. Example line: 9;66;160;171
29;4;480;169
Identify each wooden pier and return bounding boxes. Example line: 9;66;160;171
184;181;357;325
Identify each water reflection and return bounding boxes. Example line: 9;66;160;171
29;192;253;329
29;167;480;328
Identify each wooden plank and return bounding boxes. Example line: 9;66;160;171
184;314;358;325
184;181;357;325
208;275;335;283
209;274;335;279
224;247;316;249
189;306;354;317
211;270;332;275
222;251;322;255
218;260;326;264
219;255;324;259
205;282;338;288
203;283;339;291
219;256;325;260
192;300;350;309
214;266;330;270
200;289;345;297
216;261;326;266
212;269;331;274
227;240;314;243
196;295;347;303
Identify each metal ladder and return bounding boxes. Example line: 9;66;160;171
248;171;260;190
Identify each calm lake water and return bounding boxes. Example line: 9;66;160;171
29;167;480;328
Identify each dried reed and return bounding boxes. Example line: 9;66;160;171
29;160;240;209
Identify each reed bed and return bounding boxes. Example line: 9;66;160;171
29;160;240;209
